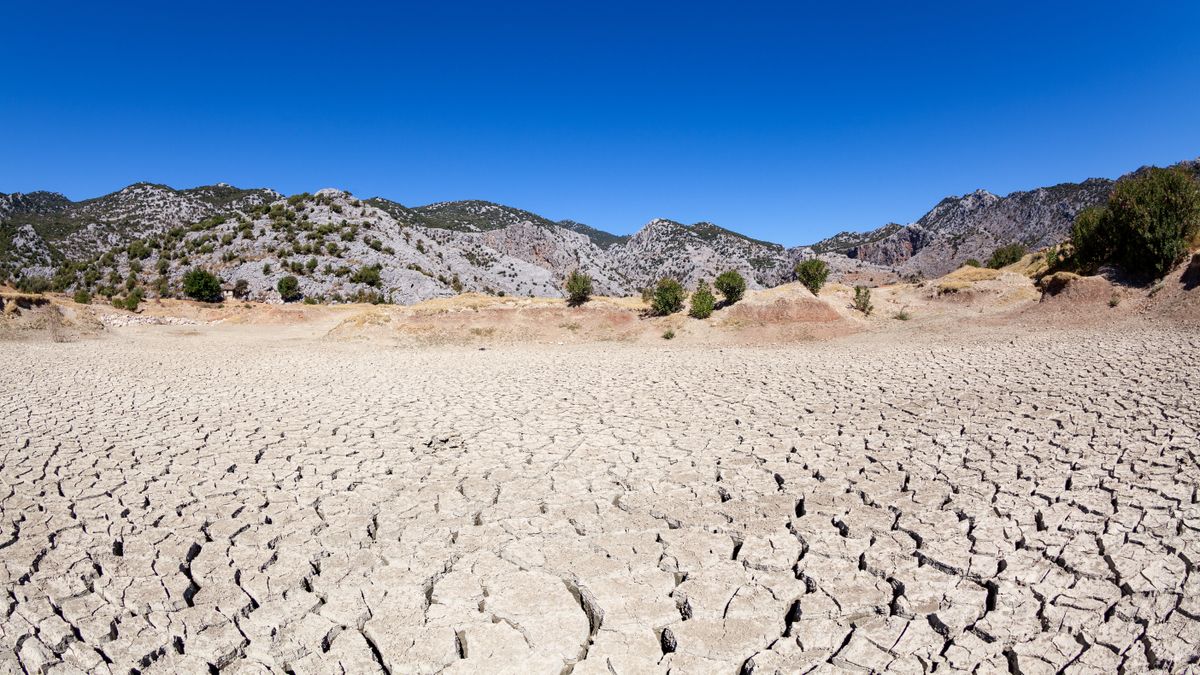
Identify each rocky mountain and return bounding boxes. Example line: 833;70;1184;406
3;158;1194;303
1;186;861;303
810;158;1200;277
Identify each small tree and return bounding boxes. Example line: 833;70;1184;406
713;270;746;305
565;270;593;307
277;275;301;302
651;278;685;315
795;259;829;296
182;268;223;303
233;279;250;299
853;285;873;315
987;244;1026;269
689;281;715;318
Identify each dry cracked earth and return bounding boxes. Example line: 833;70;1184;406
2;325;1199;674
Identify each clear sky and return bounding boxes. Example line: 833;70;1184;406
3;1;1198;245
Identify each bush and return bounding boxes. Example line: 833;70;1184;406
73;289;92;305
350;265;382;287
565;270;593;306
853;285;873;315
277;275;301;302
1106;167;1200;278
963;258;981;268
987;244;1026;269
689;281;715;318
650;278;686;315
713;270;746;305
661;328;675;340
124;289;143;312
16;276;51;294
182;268;224;303
795;259;829;296
1070;206;1113;272
232;279;250;299
262;262;273;275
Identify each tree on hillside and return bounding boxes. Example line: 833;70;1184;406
714;270;746;305
795;259;829;296
689;280;715;318
182;268;223;303
277;275;301;302
651;278;685;315
565;270;593;306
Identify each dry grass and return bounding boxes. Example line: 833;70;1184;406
936;280;974;295
943;266;1001;283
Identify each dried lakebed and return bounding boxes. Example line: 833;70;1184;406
2;325;1199;673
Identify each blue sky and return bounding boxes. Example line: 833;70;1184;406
3;1;1198;245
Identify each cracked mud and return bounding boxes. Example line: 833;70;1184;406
2;325;1199;673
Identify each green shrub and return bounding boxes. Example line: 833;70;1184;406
565;270;593;306
123;289;143;312
853;285;873;315
1070;206;1113;272
73;289;92;305
963;258;981;268
127;240;151;260
182;268;223;303
351;265;382;287
16;276;51;294
795;259;829;296
1107;167;1200;278
262;262;273;274
651;278;685;315
987;244;1026;269
713;270;746;305
277;275;301;302
689;281;715;318
661;328;675;340
892;308;911;320
233;279;250;299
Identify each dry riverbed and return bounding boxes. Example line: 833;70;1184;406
2;319;1199;673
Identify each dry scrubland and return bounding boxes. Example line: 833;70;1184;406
2;264;1200;673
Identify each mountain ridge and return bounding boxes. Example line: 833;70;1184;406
3;157;1195;302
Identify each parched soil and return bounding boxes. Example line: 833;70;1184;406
2;319;1198;673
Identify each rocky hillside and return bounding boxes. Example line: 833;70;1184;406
811;159;1199;278
1;187;872;304
811;181;1114;277
3;158;1194;303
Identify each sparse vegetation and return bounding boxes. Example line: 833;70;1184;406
853;285;873;315
795;259;829;296
277;275;301;302
893;307;911;320
689;281;715;318
661;328;675;340
987;244;1027;269
713;270;746;305
182;268;223;303
565;270;593;307
963;258;981;267
650;278;686;315
73;289;92;305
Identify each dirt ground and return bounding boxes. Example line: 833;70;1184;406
2;267;1199;673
